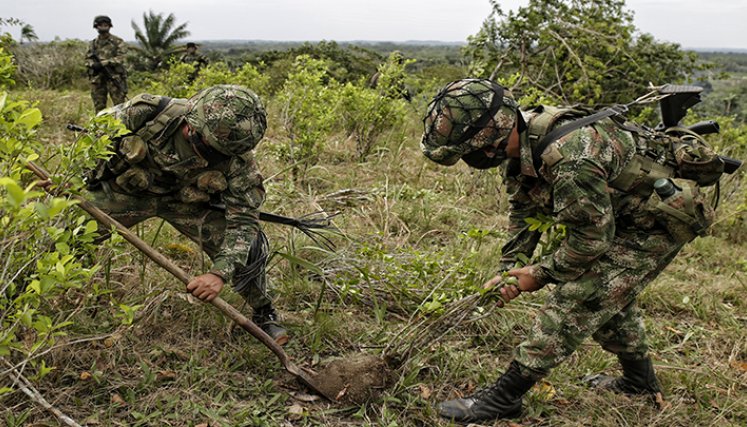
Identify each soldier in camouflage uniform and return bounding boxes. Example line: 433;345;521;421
180;42;209;74
420;79;717;423
89;84;288;345
86;15;128;113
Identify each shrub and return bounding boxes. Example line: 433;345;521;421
275;55;338;179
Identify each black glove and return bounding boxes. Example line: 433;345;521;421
91;61;104;72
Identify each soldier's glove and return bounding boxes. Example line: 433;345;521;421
91;61;104;71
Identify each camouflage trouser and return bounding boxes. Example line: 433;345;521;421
91;76;128;113
514;227;684;375
89;185;272;309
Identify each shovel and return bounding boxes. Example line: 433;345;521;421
26;161;335;400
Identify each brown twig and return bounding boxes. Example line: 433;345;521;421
2;360;83;427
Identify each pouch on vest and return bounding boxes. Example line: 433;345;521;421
114;166;151;193
196;171;228;193
118;135;148;164
644;178;715;244
673;137;725;186
178;186;210;204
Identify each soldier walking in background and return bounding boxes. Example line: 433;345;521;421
88;85;288;345
86;15;128;112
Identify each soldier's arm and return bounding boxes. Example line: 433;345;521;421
210;154;265;282
101;37;128;68
499;175;542;270
85;40;97;68
535;154;615;285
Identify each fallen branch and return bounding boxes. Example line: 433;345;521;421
2;361;83;427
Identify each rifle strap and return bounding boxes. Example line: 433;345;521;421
532;106;624;170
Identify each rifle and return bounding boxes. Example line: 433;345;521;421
653;84;742;174
87;39;127;97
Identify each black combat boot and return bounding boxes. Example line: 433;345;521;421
252;305;289;346
438;361;539;424
585;356;662;396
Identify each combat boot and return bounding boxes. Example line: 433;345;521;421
585;356;662;396
438;361;538;424
252;305;289;346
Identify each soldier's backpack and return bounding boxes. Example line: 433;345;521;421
526;103;738;243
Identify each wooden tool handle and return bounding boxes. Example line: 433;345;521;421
25;161;292;367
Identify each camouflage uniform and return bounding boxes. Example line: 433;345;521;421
90;91;271;309
86;33;128;112
180;49;209;83
180;51;209;68
501;114;685;375
425;79;720;423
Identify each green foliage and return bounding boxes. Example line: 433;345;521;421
465;0;702;106
8;39;88;90
251;40;381;93
130;10;190;71
145;60;195;98
146;61;270;99
19;24;37;44
275;55;338;178
0;45;16;88
0;98;97;379
0;46;118;388
336;82;407;159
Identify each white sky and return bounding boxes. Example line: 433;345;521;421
2;0;746;49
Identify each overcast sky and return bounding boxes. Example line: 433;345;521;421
3;0;746;49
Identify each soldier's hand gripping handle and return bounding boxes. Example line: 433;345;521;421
483;265;544;308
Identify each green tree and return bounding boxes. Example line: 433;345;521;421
19;24;37;44
131;10;190;70
464;0;702;106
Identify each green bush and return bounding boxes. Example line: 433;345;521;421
0;45;123;388
8;39;88;90
335;82;407;159
275;55;338;179
145;61;270;99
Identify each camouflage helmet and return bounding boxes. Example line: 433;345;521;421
420;78;518;166
93;15;112;28
185;85;267;156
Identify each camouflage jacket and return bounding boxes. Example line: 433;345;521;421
180;52;208;68
500;111;653;285
85;33;128;81
100;95;265;281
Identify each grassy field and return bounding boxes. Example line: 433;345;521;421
2;87;746;427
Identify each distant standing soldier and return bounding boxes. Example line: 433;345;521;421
180;42;209;82
86;15;128;113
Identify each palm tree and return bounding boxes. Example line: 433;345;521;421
20;23;38;44
131;10;190;70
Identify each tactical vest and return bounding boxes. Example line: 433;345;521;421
527;106;719;243
89;94;231;204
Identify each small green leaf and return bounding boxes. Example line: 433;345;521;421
16;107;43;129
0;177;26;208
